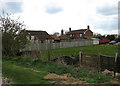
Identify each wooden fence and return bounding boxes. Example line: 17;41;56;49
23;39;93;51
100;55;120;73
79;52;100;69
79;52;120;73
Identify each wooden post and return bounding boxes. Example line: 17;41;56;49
114;52;118;78
108;57;110;70
99;48;101;72
48;50;50;61
79;50;82;65
47;39;50;62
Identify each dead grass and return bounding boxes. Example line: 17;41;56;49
44;73;87;84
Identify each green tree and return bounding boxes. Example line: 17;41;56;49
53;32;60;37
106;35;115;41
94;33;106;40
0;14;29;56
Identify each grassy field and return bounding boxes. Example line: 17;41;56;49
41;44;119;61
2;56;119;84
2;44;120;84
2;61;49;84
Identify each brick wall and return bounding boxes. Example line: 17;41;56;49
84;29;93;38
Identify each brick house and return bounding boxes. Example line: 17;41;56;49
66;25;93;39
26;30;53;43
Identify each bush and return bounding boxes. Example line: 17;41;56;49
0;14;29;56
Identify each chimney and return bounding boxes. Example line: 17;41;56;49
69;27;71;32
87;25;90;29
61;29;63;35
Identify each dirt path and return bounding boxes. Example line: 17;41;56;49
44;73;120;84
44;73;87;84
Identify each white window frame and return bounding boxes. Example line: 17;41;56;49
31;36;34;40
80;34;82;37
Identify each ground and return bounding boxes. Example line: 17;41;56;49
2;44;120;84
2;56;120;84
44;73;87;84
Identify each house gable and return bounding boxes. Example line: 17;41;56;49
26;30;53;43
27;30;53;40
84;29;93;38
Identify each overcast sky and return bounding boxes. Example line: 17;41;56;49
0;0;119;35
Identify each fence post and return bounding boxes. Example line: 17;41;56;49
114;52;118;78
48;49;50;61
99;48;102;72
47;39;50;62
79;50;82;66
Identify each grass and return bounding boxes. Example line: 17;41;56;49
2;61;50;84
2;45;119;84
41;44;119;61
2;56;115;84
71;69;110;83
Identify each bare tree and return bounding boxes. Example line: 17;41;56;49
0;14;29;56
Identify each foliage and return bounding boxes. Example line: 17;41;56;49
2;56;113;84
2;61;49;84
0;14;29;56
94;34;117;41
94;33;105;39
115;35;120;42
117;75;120;82
106;35;115;41
71;69;110;83
53;32;60;36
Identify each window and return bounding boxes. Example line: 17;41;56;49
70;34;72;37
31;36;34;40
80;34;82;37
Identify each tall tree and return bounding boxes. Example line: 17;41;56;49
53;32;60;37
106;35;115;41
0;14;29;56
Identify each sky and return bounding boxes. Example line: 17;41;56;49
0;0;119;35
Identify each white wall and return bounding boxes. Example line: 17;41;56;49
93;39;99;45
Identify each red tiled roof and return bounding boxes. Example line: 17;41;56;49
50;35;59;40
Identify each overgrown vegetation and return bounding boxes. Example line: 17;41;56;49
3;56;117;84
0;14;29;56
